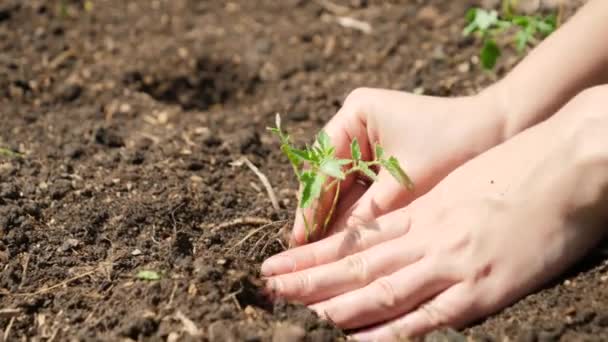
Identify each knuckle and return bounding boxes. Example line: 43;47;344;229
294;273;314;296
343;254;370;282
419;301;448;327
373;277;398;310
339;228;366;257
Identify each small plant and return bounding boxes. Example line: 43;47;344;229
463;1;558;69
136;270;161;281
0;147;22;158
269;114;413;241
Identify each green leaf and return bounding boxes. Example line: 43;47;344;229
465;8;477;23
290;147;313;162
374;144;384;160
299;171;325;208
463;8;479;36
136;270;161;281
358;163;378;182
317;131;331;153
474;9;499;31
480;39;501;70
512;15;530;28
537;15;557;36
320;159;345;180
514;30;529;52
381;156;414;190
350;138;361;161
281;145;302;170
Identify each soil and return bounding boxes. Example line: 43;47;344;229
1;0;606;341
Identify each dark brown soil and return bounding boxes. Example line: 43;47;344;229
1;0;606;341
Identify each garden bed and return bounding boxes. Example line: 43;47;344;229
1;0;607;340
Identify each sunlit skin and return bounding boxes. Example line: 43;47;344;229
261;1;608;340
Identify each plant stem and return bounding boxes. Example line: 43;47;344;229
322;181;341;235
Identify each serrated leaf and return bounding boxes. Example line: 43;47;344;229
317;131;331;152
358;163;378;182
381;156;414;190
320;159;345;180
351;138;361;161
281;145;302;169
290;147;313;162
136;270;161;281
480;39;500;70
300;171;325;208
374;144;384;160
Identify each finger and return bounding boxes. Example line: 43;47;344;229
330;171;418;236
352;282;478;341
291;101;373;246
268;232;422;304
310;257;457;330
261;209;411;277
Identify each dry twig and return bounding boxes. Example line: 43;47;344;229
336;16;373;34
201;216;272;231
3;317;15;341
175;310;202;337
231;157;280;212
228;220;286;254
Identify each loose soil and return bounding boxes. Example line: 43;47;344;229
1;0;607;341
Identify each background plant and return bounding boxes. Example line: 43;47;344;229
463;1;558;69
269;114;413;241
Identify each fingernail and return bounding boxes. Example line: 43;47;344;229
261;256;295;276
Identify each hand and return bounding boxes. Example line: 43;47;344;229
263;87;608;340
285;87;505;249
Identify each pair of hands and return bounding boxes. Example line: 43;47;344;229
261;87;605;340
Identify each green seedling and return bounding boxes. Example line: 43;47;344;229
463;3;557;69
0;147;23;158
136;270;161;281
268;114;413;241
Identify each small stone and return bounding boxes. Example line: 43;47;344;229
131;249;142;256
272;323;305;342
58;84;82;102
58;238;80;252
119;103;132;114
216;259;226;265
457;62;470;73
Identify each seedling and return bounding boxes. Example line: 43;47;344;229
136;270;161;281
269;114;413;241
463;2;558;69
0;147;22;158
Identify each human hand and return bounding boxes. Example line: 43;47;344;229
263;87;608;340
285;88;505;249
